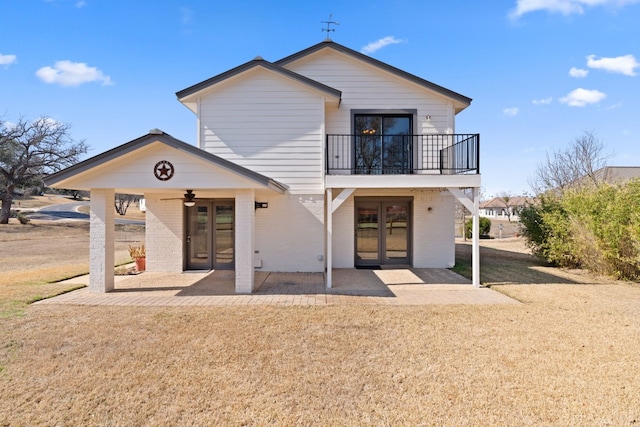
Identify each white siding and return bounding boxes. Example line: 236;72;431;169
199;69;325;193
284;50;459;176
55;142;268;193
282;51;455;135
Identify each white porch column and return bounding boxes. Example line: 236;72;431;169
447;187;481;288
326;188;333;289
325;188;354;289
235;189;255;293
89;188;115;293
472;187;480;288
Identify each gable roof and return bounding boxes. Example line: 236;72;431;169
176;58;342;110
44;129;288;193
275;40;472;109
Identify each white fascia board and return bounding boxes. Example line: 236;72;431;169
325;174;480;189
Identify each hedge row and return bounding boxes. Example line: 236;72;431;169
519;180;640;280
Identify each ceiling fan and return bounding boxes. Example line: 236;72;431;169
161;189;198;207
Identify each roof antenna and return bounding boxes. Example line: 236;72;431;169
321;14;339;40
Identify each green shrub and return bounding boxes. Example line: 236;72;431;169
465;217;491;239
520;180;640;280
16;212;30;225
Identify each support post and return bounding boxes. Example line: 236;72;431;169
235;189;255;293
472;187;480;288
447;186;481;288
89;188;115;293
326;188;333;289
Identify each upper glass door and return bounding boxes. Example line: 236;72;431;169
354;115;411;174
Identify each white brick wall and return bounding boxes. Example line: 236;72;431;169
413;192;455;268
145;196;183;272
89;189;115;293
254;192;325;272
235;190;255;293
332;194;354;268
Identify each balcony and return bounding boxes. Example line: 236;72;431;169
326;134;479;175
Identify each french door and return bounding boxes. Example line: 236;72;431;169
185;200;234;270
355;199;411;267
354;114;412;174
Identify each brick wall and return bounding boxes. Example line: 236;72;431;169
145;196;183;272
413;192;455;268
254;192;325;272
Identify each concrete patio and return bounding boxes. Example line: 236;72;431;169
37;268;519;306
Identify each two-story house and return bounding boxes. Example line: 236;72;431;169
45;40;482;293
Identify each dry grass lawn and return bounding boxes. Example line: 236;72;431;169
0;221;143;317
1;226;639;426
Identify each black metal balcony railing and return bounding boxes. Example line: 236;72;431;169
326;134;479;175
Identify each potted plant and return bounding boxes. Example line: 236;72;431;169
128;244;146;272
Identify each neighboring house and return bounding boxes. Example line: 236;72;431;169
480;196;530;222
44;40;482;293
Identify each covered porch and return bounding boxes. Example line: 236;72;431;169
43;130;289;295
325;174;482;289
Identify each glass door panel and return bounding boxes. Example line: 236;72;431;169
187;204;210;269
356;203;380;264
354;116;382;174
215;203;234;268
382;117;410;174
385;204;408;262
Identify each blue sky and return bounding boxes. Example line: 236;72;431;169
2;0;639;197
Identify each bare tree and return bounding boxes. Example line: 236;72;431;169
115;193;139;216
496;191;515;222
529;131;611;194
0;116;88;223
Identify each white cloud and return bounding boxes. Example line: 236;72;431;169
533;97;553;104
569;67;589;77
76;0;86;7
503;107;520;116
559;88;606;106
586;54;639;76
510;0;640;19
0;53;17;66
361;36;404;54
35;60;113;87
